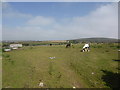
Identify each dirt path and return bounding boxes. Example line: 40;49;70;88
52;49;84;88
58;61;83;88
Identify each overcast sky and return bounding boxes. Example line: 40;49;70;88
2;2;118;40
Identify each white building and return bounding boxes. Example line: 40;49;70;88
10;44;22;48
12;47;18;50
4;49;11;52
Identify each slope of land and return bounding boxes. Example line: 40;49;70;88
69;37;118;43
2;43;119;88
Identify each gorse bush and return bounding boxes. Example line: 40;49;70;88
3;54;10;58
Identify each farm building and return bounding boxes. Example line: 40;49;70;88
12;47;18;50
4;49;11;52
10;44;22;48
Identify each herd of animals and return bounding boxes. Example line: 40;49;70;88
50;43;90;52
3;42;90;52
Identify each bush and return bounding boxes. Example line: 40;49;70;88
3;54;10;58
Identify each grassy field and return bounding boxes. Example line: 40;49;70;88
0;47;2;89
2;43;119;88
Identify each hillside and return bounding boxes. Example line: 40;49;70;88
69;37;119;43
2;43;119;88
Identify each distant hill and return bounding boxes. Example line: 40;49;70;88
2;37;119;44
68;37;119;43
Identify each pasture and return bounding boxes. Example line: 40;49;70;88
2;43;119;88
0;47;2;89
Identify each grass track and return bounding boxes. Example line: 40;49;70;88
2;43;119;88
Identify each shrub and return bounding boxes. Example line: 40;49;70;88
3;54;10;58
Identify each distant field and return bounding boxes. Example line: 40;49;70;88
2;43;119;88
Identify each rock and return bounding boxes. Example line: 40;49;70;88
39;82;44;87
73;86;76;88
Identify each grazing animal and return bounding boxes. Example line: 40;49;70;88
81;43;90;52
66;43;71;48
50;44;52;46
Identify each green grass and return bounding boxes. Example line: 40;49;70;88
0;47;2;89
2;43;119;88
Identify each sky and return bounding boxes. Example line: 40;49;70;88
0;2;1;41
2;2;118;41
